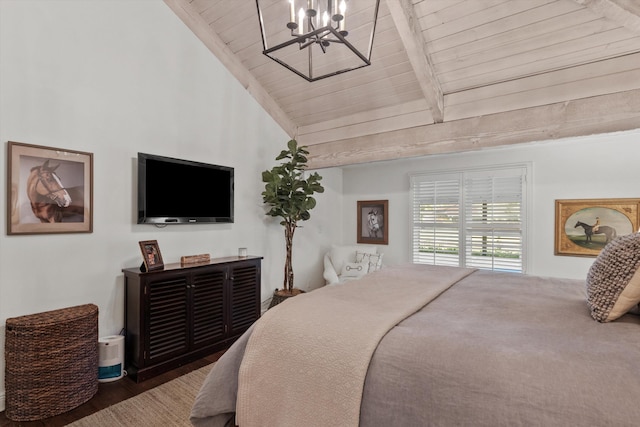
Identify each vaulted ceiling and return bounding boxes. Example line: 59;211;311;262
165;0;640;169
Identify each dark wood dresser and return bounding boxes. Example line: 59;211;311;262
123;255;261;382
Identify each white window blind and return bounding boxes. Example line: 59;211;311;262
411;173;461;267
411;166;527;273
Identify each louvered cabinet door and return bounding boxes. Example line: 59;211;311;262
228;259;261;337
190;268;226;349
145;276;189;365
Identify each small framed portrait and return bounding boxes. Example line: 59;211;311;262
555;198;640;257
139;240;164;271
7;141;93;235
357;200;388;245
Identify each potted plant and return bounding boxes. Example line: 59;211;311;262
262;139;324;306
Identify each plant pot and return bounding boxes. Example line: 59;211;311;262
268;288;305;309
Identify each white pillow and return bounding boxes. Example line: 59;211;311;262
328;244;377;274
340;262;368;278
356;251;383;273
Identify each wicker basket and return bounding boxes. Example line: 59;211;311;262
4;304;99;421
268;288;306;309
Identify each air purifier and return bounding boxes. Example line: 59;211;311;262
98;335;125;382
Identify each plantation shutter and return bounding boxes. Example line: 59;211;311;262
411;173;461;266
463;168;525;272
411;166;527;273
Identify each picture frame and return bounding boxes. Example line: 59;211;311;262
357;200;388;245
554;198;640;257
139;240;164;271
7;141;93;235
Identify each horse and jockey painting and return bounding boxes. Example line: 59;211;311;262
8;141;93;235
555;198;640;257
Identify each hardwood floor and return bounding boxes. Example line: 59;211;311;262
0;351;224;427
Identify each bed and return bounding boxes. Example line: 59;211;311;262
191;234;640;427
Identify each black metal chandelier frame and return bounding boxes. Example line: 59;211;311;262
256;0;380;82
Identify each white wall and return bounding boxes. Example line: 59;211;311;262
0;0;342;410
341;129;640;279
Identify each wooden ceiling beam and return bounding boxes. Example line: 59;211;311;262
573;0;640;35
306;88;640;169
386;0;444;123
163;0;297;137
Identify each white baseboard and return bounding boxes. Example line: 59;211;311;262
0;391;5;412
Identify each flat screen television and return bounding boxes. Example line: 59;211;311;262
137;152;234;224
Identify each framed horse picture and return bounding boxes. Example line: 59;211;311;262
555;198;640;257
7;141;93;235
357;200;389;245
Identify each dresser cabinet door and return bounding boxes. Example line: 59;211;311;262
228;261;261;336
191;268;226;349
146;276;189;364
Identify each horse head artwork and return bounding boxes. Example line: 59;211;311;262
574;221;617;244
368;209;381;238
26;160;73;223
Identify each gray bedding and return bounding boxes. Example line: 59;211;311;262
191;268;640;427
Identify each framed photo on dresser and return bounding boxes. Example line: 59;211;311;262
139;240;164;271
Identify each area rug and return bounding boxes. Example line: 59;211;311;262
68;364;213;427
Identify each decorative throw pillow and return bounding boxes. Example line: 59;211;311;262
340;262;368;278
586;232;640;322
328;244;377;275
355;251;384;273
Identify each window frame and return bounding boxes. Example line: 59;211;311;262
410;163;531;274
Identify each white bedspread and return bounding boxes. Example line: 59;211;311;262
235;264;475;427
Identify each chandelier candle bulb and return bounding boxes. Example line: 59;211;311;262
339;0;346;31
289;0;295;23
315;4;321;27
298;7;305;33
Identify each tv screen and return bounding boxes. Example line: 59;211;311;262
137;152;234;224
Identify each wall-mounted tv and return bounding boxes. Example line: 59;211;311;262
137;152;234;224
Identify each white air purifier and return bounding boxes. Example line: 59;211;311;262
98;335;125;382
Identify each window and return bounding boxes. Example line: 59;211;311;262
410;165;529;273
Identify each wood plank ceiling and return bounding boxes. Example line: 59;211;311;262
165;0;640;169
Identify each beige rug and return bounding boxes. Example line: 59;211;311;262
68;365;213;426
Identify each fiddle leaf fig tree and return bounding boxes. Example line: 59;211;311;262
262;139;324;294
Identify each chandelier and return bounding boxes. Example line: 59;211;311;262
255;0;381;82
